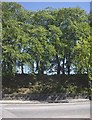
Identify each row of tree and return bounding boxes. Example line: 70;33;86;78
2;2;92;78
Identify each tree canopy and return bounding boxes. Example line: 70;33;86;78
2;2;92;79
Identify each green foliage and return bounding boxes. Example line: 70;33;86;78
66;84;77;94
73;22;91;79
2;2;91;78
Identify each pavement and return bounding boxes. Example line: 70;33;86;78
1;101;90;118
0;99;90;104
0;99;90;119
2;118;91;120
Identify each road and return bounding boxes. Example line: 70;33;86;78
0;102;90;118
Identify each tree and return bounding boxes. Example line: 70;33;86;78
2;2;32;74
2;2;90;76
28;25;56;74
32;9;55;28
73;10;91;78
47;25;63;74
74;37;90;73
56;8;89;74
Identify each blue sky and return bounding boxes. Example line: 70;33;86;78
18;2;90;13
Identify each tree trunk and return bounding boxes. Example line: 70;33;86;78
56;54;61;74
36;60;39;71
67;65;70;75
31;62;34;74
21;63;24;74
8;61;12;74
40;62;44;75
62;57;65;74
36;60;40;75
67;53;71;75
41;67;44;74
37;61;44;75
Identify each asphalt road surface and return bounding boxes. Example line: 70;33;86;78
1;102;90;118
